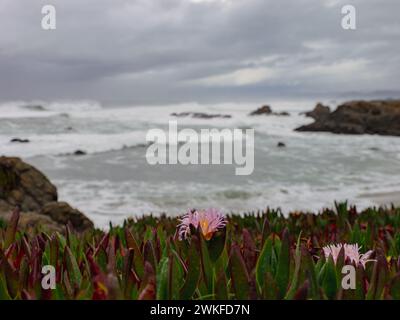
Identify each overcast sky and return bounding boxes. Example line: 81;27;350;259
0;0;399;105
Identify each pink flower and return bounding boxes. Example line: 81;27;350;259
178;208;227;241
322;243;375;268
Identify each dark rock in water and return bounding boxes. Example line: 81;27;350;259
0;156;57;212
171;112;191;118
0;157;93;232
277;142;286;148
10;138;30;143
301;103;330;120
276;112;290;116
192;112;231;119
171;112;231;119
296;100;400;136
73;150;87;156
23;105;46;111
40;202;93;232
249;105;272;116
249;105;290;116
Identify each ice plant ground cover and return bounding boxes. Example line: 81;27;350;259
1;202;400;300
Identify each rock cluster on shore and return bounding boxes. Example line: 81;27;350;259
171;112;232;119
296;100;400;136
300;103;330;120
0;156;93;232
249;105;289;116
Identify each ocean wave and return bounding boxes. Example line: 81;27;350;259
0;131;147;158
52;178;400;229
0;100;102;119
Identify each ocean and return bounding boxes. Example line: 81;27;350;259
1;99;400;228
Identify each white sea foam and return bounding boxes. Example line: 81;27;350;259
1;99;400;228
0;131;147;157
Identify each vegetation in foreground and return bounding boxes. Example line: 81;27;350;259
1;202;400;300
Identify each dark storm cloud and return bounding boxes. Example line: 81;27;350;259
0;0;399;105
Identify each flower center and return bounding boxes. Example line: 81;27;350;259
199;219;213;240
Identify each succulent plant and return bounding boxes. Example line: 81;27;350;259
1;203;400;300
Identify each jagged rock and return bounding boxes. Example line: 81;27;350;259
249;105;272;116
296;100;400;136
40;202;93;232
301;103;330;120
249;105;290;116
0;157;93;232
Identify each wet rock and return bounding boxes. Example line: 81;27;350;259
192;112;231;119
171;112;231;119
249;105;290;116
10;138;30;143
277;142;286;148
249;105;272;116
171;112;191;118
73;150;87;156
296;100;400;136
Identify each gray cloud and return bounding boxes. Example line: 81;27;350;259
0;0;399;105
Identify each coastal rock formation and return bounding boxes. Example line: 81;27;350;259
40;202;93;232
1;209;63;232
171;112;231;119
0;156;57;211
296;100;400;136
301;103;330;120
249;105;290;116
0;156;93;231
249;105;272;115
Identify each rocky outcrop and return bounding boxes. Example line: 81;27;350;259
0;157;93;232
171;112;232;119
40;202;93;232
0;157;57;212
301;103;330;120
1;209;63;232
249;105;290;116
296;100;400;136
249;105;272;115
